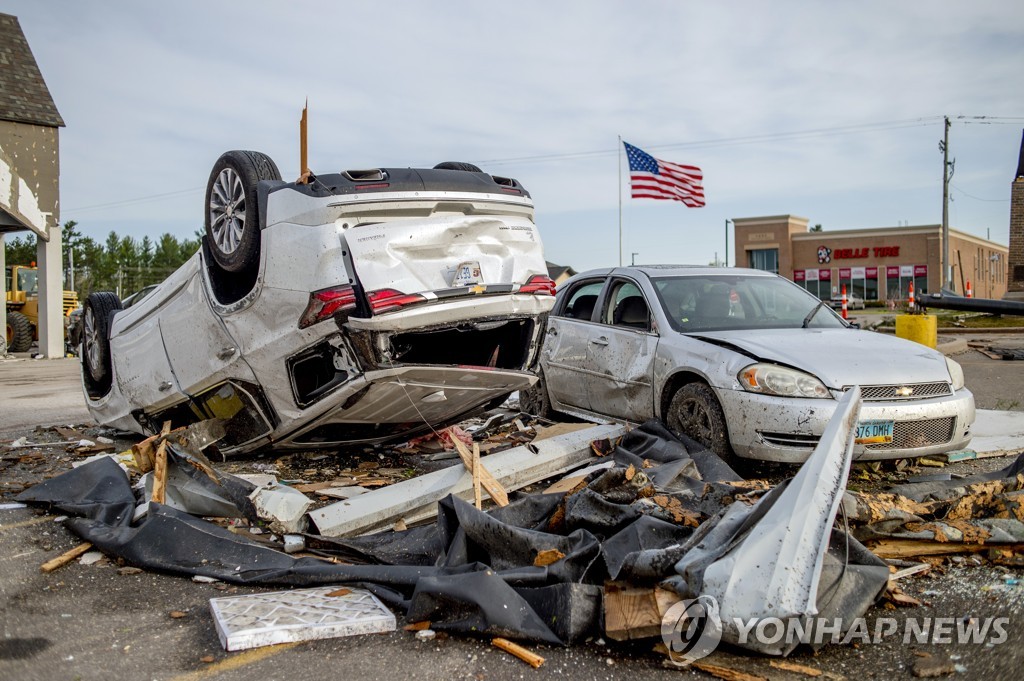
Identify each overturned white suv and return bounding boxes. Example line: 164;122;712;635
81;152;555;455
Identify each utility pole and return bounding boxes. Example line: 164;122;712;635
724;219;732;267
631;252;639;266
940;116;951;290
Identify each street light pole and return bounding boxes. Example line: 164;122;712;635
724;219;732;267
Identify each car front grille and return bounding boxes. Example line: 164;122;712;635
758;431;820;449
864;417;957;451
760;416;957;452
855;382;953;401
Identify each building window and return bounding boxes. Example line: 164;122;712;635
748;248;779;274
865;267;878;301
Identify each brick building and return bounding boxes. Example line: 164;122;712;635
733;215;1008;302
1008;130;1024;300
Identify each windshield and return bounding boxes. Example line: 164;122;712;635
17;269;38;294
652;274;847;332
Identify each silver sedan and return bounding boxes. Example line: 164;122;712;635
521;266;974;464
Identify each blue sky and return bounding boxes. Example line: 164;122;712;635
7;1;1024;271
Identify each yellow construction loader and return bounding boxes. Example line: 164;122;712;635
4;265;78;352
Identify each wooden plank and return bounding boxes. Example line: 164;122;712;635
131;434;158;473
532;422;598;442
472;443;482;510
452;437;508;507
40;542;93;573
867;539;1024;559
151;421;172;505
604;582;680;641
310;423;627;537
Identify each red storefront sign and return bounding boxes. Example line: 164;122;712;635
794;270;805;281
914;265;928;277
839;268;851;279
886;266;900;278
865;267;878;279
828;246;901;259
819;269;831;280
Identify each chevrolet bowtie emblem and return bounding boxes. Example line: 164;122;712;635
895;386;914;397
469;284;487;295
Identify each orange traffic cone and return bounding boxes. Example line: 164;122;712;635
841;285;848;320
908;281;915;310
966;280;973;298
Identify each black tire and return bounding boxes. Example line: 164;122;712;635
666;383;737;464
519;368;556;420
82;292;122;392
205;150;281;273
6;311;34;352
433;161;483;173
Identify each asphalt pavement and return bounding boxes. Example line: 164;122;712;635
1;336;1023;681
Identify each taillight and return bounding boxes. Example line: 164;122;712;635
298;285;357;328
519;275;556;296
367;288;427;314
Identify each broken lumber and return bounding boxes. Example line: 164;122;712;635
151;421;172;505
472;443;482;510
604;582;681;641
40;542;93;573
310;423;627;537
452;437;507;506
867;540;1024;559
491;637;544;668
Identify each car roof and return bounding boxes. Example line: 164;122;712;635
571;265;777;279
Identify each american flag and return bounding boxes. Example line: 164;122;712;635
624;141;705;207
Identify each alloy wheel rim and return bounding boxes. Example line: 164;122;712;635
84;307;101;375
209;167;246;255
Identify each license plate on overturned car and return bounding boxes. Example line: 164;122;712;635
452;261;482;287
855;420;894;445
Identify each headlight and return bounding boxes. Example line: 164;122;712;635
945;356;965;390
738;363;831;399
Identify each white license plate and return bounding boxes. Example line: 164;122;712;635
855;420;894;445
452;261;482;287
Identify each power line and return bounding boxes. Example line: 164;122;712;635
951;184;1010;202
63;115;1012;212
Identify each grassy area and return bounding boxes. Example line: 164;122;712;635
933;312;1024;328
869;310;1024;329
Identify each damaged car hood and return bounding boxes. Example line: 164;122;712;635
687;328;951;389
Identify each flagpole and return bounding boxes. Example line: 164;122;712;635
618;135;622;267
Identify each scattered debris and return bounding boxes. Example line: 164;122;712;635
209;586;395;651
491;637;544;668
40;542;93;573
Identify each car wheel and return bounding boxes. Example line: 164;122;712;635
82;292;123;391
433;161;483;173
666;383;736;462
204;150;282;273
519;369;555;420
6;311;34;352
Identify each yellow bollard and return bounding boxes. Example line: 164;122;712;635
895;314;937;348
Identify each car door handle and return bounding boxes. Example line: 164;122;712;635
547;327;557;336
158;381;174;392
217;346;237;360
589;337;609;346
